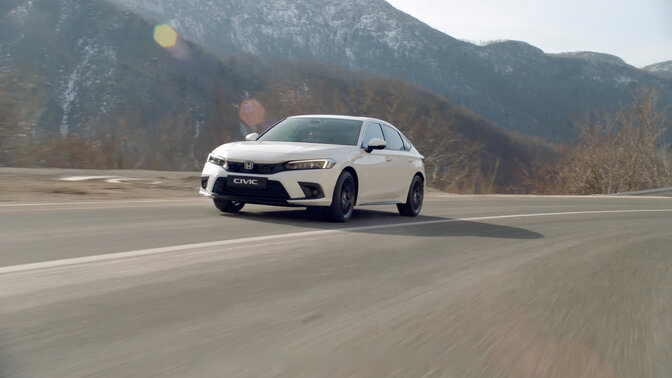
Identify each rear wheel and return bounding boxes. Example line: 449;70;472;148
213;199;245;213
397;175;423;217
327;171;356;222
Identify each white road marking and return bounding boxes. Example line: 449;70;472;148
60;176;117;181
59;176;162;184
426;194;672;200
1;208;671;275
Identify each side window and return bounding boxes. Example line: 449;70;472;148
381;125;405;151
400;134;412;151
361;123;384;148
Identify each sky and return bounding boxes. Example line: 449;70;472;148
385;0;672;67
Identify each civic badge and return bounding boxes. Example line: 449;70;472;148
244;161;254;170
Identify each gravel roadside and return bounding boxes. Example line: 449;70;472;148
0;168;201;203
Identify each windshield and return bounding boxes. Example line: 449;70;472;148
257;118;363;145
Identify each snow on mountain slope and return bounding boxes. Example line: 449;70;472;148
643;61;672;79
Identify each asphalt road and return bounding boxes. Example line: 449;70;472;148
1;194;671;377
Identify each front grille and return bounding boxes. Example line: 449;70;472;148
226;161;286;175
212;178;290;201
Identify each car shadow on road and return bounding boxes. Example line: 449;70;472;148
222;208;543;240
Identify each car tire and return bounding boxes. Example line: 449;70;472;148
327;171;356;222
397;175;423;217
213;199;245;213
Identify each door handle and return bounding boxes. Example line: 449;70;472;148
385;156;392;162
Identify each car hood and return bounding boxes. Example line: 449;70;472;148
211;141;355;163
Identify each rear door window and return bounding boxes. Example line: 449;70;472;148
381;125;405;151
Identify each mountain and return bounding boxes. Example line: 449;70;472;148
643;61;672;80
0;0;557;193
108;0;672;143
551;52;629;67
0;0;255;168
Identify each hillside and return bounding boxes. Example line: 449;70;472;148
1;0;247;168
108;0;672;142
0;0;556;193
643;61;672;80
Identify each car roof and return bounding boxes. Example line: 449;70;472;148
287;114;386;124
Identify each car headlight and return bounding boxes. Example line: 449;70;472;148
284;159;336;170
207;154;226;167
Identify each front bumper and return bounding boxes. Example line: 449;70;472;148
199;162;337;207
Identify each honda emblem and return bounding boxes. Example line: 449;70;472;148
244;161;254;170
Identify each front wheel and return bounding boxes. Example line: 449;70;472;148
397;175;423;217
213;199;245;213
327;171;356;222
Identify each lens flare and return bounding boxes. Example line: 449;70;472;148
153;24;178;48
239;99;266;127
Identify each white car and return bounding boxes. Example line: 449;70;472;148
199;115;425;222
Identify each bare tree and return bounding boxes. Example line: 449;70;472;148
558;89;671;194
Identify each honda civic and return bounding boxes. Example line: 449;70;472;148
199;115;425;222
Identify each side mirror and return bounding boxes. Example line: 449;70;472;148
245;133;259;141
364;138;387;153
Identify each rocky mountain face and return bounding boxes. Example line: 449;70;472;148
643;61;672;80
2;0;192;133
108;0;672;142
0;0;252;168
